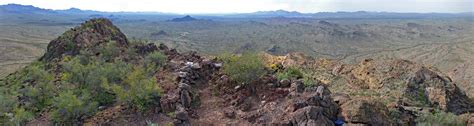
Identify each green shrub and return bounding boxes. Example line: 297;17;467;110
416;110;465;126
144;51;167;73
106;67;162;111
99;41;121;61
302;76;316;87
51;90;98;123
11;107;34;124
0;61;55;124
61;57;132;106
276;66;303;80
1;42;167;123
220;52;266;85
0;89;17;117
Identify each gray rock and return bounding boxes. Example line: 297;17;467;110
180;89;192;108
316;86;325;97
223;109;236;118
280;79;291;88
178;72;188;78
290;106;335;126
291;80;305;93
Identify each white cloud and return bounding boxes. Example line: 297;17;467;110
0;0;471;13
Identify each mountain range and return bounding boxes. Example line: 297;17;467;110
1;4;472;18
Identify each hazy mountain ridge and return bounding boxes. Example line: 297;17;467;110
1;4;472;18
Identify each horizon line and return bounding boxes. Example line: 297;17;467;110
1;3;473;15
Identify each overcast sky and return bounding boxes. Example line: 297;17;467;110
0;0;472;14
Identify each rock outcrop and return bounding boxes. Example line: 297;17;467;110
340;98;392;125
40;18;128;61
327;59;472;115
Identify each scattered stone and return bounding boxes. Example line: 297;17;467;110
178;72;187;78
235;85;242;90
316;86;325;97
223;109;236;118
291;100;308;111
178;83;191;90
173;106;190;126
179;89;192;108
279;79;291;87
291;80;305;93
214;63;223;68
160;94;178;113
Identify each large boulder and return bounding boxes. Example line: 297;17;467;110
340;98;393;125
290;106;334;126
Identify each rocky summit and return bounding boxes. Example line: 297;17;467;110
40;18;128;61
0;18;473;125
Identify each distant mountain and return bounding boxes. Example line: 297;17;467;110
0;3;471;19
56;7;102;14
169;15;197;22
253;9;303;16
227;9;309;18
0;4;53;13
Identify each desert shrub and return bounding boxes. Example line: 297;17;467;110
11;107;34;124
0;61;55;124
0;89;17;119
276;66;303;80
99;41;121;61
302;76;316;87
416;110;465;126
1;41;168;123
61;57;133;106
144;51;167;73
105;67;162;111
20;64;55;111
51;90;98;123
219;52;266;85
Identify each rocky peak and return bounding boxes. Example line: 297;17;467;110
40;18;128;61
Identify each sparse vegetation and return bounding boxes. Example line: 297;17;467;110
144;51;167;73
219;52;266;85
416;110;466;126
0;39;167;123
276;66;303;80
105;67;162;111
51;90;98;123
